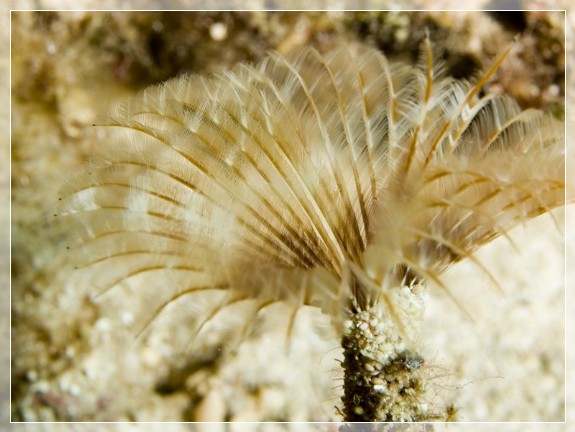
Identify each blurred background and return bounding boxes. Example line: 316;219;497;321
3;0;574;429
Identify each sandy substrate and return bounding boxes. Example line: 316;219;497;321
3;1;575;431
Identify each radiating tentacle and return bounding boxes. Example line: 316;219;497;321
61;40;566;347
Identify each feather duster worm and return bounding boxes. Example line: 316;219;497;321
59;39;567;421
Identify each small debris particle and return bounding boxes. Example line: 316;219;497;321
210;23;228;41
